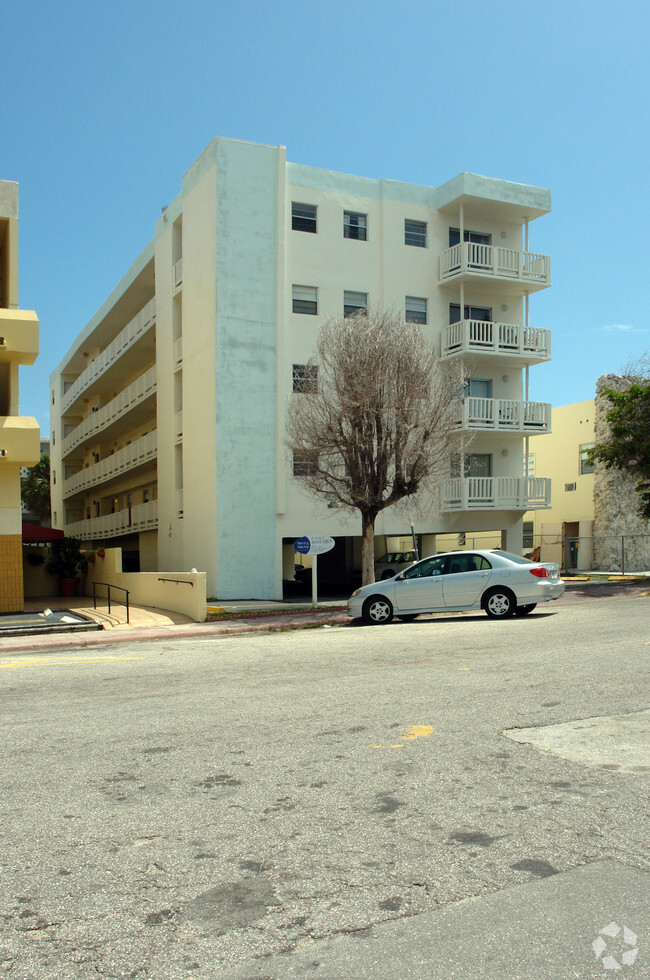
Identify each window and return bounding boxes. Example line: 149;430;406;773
405;296;427;324
292;285;318;315
344;211;367;241
523;521;534;549
292;364;318;393
524;454;535;478
452;453;493;478
464;379;492;399
344;291;368;317
143;489;149;503
292;202;317;233
405;219;427;247
448;228;491;247
293;451;318;477
580;444;595;474
449;304;491;324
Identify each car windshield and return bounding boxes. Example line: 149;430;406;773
377;552;414;563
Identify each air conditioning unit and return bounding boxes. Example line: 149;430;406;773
565;482;576;491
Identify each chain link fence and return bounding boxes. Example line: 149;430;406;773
527;533;649;575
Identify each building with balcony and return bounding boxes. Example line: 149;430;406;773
50;137;553;599
0;181;40;611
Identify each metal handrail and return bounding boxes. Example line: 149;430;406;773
92;582;130;623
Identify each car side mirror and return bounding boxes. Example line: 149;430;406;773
395;573;405;581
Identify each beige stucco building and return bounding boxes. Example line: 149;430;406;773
526;400;595;568
50;137;555;599
0;181;40;611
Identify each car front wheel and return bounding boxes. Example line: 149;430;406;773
362;596;394;624
515;603;537;616
483;588;515;619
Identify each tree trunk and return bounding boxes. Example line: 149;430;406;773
361;511;376;585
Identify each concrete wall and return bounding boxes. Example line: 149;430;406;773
84;548;206;621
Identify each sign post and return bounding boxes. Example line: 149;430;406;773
293;535;335;605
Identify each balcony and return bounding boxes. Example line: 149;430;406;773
62;366;157;457
61;298;155;413
442;477;551;512
66;500;158;541
63;431;157;499
441;320;551;364
440;243;550;292
453;397;551;434
0;416;41;465
0;309;39;365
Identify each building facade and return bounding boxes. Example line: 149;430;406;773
525;400;595;568
0;181;40;611
50;137;553;599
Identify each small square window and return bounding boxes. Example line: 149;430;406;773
344;291;368;317
292;285;318;315
580;444;595;474
405;219;427;247
292;364;318;393
405;296;427;324
344;211;367;241
293;451;318;477
292;202;317;233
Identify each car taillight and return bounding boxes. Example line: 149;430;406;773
529;566;549;578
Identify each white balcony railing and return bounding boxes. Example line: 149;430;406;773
65;500;158;541
440;244;550;287
61;298;155;413
63;431;157;499
442;477;551;512
453;398;551;433
62;366;157;457
442;320;551;362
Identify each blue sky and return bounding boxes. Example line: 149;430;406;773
4;0;649;431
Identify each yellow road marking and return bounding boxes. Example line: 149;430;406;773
374;723;434;749
0;656;144;670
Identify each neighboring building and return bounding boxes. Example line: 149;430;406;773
525;401;595;569
0;181;40;611
20;438;51;524
50;137;554;599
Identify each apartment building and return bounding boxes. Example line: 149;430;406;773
0;181;40;611
50;137;553;599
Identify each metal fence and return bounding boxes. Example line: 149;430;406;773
527;534;650;575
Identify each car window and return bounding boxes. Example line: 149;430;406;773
403;556;447;579
446;554;493;574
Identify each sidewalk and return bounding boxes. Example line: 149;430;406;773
0;596;350;654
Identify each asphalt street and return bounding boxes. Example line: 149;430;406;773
0;589;648;978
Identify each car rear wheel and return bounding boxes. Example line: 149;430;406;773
362;596;394;624
483;588;515;619
515;603;537;616
397;614;419;622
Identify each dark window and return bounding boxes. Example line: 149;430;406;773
405;219;427;247
292;202;317;233
344;291;368;317
292;364;318;393
293;451;318;477
448;228;492;247
449;304;492;324
344;211;367;240
292;285;318;315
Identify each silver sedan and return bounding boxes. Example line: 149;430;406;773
348;549;565;624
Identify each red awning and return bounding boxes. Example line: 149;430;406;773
22;523;65;543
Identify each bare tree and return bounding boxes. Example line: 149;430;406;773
286;308;465;584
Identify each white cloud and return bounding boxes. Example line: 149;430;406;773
601;323;645;333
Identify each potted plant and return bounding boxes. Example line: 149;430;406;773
45;537;88;597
